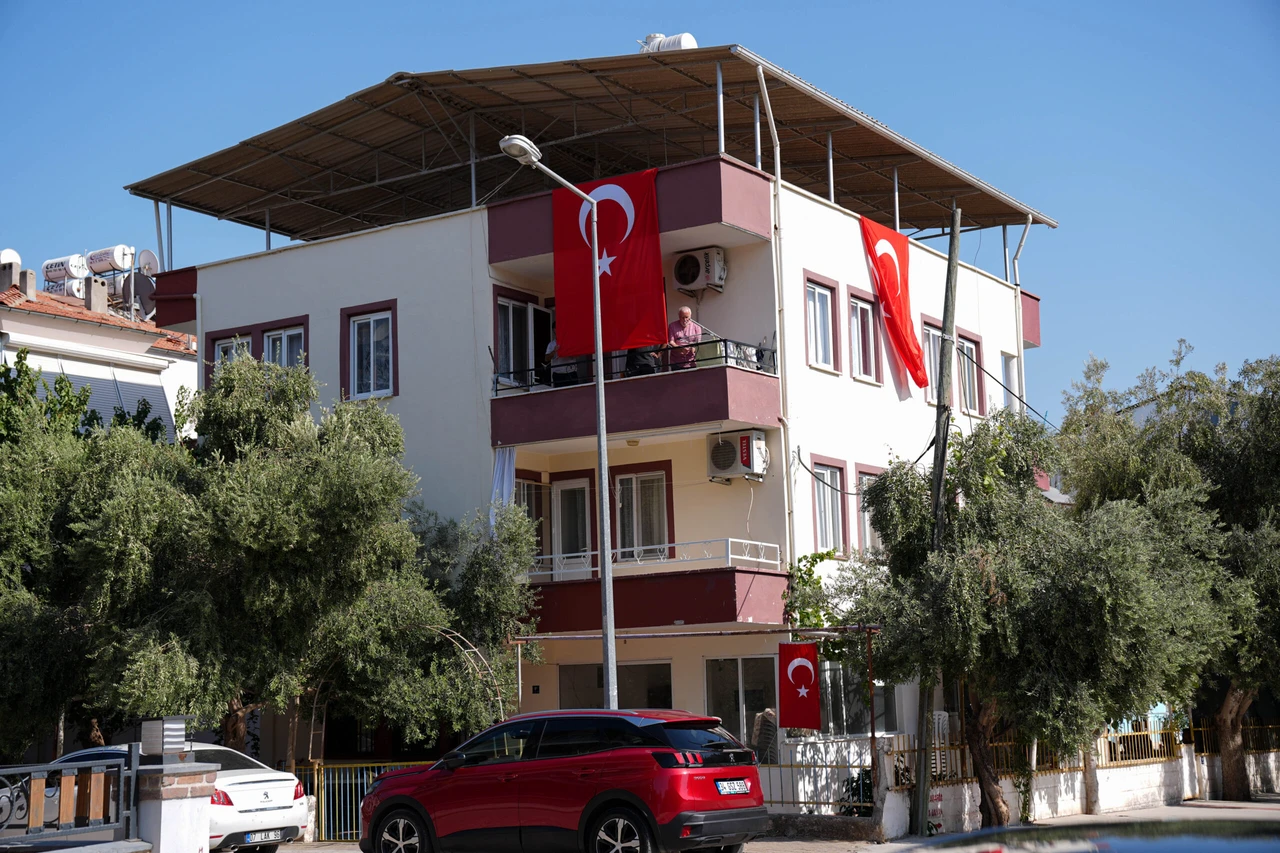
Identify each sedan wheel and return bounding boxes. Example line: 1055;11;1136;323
378;810;427;853
591;807;650;853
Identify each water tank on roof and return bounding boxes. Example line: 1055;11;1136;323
639;33;698;53
42;254;90;282
87;244;134;274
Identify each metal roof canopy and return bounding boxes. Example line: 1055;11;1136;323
126;45;1056;244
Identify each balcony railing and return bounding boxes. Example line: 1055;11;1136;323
527;537;781;582
494;337;777;395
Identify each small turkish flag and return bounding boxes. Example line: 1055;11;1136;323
859;217;928;388
552;169;667;358
778;643;821;730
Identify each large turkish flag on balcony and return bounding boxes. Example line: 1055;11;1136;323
860;217;928;387
778;642;821;730
553;169;666;358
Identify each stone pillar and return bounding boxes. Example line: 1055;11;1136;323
137;761;219;853
18;268;38;298
0;262;16;289
84;276;109;314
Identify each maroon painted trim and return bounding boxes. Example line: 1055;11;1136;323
802;270;841;373
607;460;676;559
1020;290;1041;348
515;467;544;483
809;453;851;559
954;324;986;416
203;314;309;389
845;284;883;384
550;468;599;569
339;299;399;400
154;266;197;327
853;463;887;553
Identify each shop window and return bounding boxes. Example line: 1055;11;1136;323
818;661;897;736
706;657;779;763
558;662;672;709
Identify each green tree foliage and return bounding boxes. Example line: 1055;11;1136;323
827;408;1228;826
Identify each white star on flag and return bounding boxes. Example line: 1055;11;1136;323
597;248;616;277
797;685;809;698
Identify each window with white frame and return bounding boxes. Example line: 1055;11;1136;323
818;661;898;735
350;311;393;398
805;282;834;370
849;296;876;381
706;657;779;763
957;337;981;414
923;325;944;403
857;472;883;554
263;327;304;368
615;471;667;560
1002;353;1020;409
496;298;530;384
213;337;249;365
814;463;844;553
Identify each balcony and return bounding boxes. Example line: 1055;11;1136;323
527;538;787;634
490;338;780;446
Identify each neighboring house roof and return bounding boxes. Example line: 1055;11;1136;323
0;286;196;356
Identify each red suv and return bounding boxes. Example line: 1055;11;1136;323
359;709;767;853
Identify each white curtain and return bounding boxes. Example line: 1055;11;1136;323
489;446;517;527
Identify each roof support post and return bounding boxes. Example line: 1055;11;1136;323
1012;215;1032;416
469;113;477;208
166;201;173;270
716;62;725;155
153;200;166;273
265;209;272;252
893;166;900;231
827;132;835;203
754;94;761;169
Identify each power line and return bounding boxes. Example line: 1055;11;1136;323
953;344;1059;432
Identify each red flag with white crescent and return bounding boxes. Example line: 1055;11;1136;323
778;642;821;730
552;169;667;358
859;217;928;387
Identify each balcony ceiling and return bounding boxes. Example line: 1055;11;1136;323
126;44;1056;244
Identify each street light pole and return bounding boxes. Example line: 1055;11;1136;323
499;135;618;709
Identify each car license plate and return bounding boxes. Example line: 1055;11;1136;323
716;779;749;795
245;830;283;843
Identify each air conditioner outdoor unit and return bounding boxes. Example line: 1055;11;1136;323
707;430;768;481
673;246;727;295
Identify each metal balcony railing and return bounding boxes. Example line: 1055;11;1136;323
494;337;777;395
526;537;781;582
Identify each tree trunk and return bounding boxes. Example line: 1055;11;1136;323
55;708;65;759
1083;733;1100;814
222;696;248;752
286;695;300;777
1216;681;1257;801
963;689;1009;827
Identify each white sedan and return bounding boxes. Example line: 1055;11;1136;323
53;743;307;851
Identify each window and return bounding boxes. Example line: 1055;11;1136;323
805;282;835;370
813;463;845;554
551;478;591;579
558;662;673;709
923;324;944;403
616;471;667;560
213;337;249;364
1002;353;1020;409
536;717;605;759
263;327;304;368
350;311;393;398
857;472;883;554
849;296;876;381
459;721;537;766
957;337;981;414
818;661;898;736
706;657;778;763
496;298;529;384
515;478;548;555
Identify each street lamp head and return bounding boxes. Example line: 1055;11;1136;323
499;134;542;166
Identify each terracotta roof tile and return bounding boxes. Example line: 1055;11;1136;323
0;286;196;356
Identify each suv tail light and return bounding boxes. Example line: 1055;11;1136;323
294;782;305;800
210;789;234;806
652;751;705;768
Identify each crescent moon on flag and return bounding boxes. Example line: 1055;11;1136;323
874;239;902;298
579;184;636;246
786;657;815;685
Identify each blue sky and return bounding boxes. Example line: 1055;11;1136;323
1;0;1276;419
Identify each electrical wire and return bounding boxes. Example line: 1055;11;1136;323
952;345;1059;432
795;447;862;497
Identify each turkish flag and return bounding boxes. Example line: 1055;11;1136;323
778;642;821;730
859;217;928;388
552;169;666;358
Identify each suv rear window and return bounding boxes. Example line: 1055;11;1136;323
656;724;744;752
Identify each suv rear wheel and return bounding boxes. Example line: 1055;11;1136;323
590;806;653;853
376;809;429;853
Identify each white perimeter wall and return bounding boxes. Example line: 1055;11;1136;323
195;210;495;522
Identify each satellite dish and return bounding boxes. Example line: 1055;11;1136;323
0;248;19;268
124;272;157;316
137;249;161;277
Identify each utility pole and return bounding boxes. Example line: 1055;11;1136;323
912;204;962;836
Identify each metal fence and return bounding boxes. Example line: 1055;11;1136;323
0;752;137;839
527;538;781;582
1191;721;1280;756
299;761;433;841
758;760;873;816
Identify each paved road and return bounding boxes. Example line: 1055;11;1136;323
293;793;1280;853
